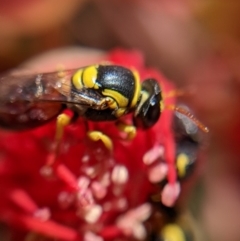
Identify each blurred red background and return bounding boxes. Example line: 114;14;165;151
1;1;240;241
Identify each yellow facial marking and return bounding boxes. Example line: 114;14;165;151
130;69;141;108
161;224;185;241
72;69;83;89
82;65;99;89
102;89;128;108
135;90;149;116
176;153;189;178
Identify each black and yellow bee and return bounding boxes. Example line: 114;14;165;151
173;111;201;180
147;203;204;241
0;64;208;150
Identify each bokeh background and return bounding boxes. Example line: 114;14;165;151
1;1;240;241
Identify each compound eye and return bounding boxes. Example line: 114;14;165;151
145;101;160;127
133;79;162;129
134;98;160;129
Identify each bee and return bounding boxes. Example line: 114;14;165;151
0;65;159;128
0;64;208;151
172;111;201;180
147;203;198;241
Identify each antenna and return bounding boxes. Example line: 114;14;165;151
167;105;209;133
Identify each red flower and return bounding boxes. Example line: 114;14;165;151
0;49;192;241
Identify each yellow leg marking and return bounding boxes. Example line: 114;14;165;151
55;113;72;141
116;122;136;140
87;131;113;151
44;113;72;168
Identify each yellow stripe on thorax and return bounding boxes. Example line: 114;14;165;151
102;89;129;108
130;69;141;108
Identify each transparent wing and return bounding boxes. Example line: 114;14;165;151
0;69;105;113
0;69;109;130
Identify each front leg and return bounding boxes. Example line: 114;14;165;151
45;110;74;167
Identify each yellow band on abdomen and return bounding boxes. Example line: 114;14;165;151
72;69;83;89
82;65;99;89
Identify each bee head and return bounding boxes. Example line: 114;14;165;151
133;78;162;129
